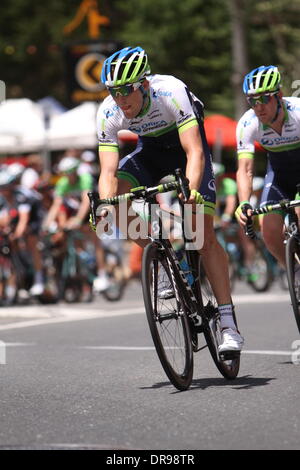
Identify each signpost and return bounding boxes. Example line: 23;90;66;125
63;1;121;104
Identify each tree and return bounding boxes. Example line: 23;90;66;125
227;0;249;120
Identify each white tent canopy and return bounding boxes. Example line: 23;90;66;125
0;98;46;154
0;98;137;155
47;102;98;150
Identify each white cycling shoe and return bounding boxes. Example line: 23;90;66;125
30;283;44;296
218;328;244;353
93;275;110;293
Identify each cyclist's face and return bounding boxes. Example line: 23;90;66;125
111;80;148;119
251;94;280;124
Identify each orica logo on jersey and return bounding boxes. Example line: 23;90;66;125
129;125;142;133
130;120;168;134
243;118;254;128
103;105;118;118
261;135;300;146
153;90;172;99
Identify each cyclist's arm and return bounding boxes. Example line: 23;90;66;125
236;156;254;204
224;194;237;220
236;155;254;225
0;209;9;231
179;125;204;193
43;196;63;229
75;190;90;222
98;150;120;199
12;209;30;239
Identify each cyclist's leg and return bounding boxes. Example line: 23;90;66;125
83;224;111;293
260;213;285;267
26;225;45;296
113;146;155;249
196;142;243;351
259;177;288;268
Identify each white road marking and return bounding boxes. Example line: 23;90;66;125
79;346;293;357
232;293;290;304
242;350;292;356
0;291;291;332
82;346;156;350
0;307;145;331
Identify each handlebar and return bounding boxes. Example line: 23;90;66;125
251;198;300;216
88;168;190;227
243;198;300;239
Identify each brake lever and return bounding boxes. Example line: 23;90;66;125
175;168;190;202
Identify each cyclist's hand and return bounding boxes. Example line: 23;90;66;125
189;189;205;205
235;201;253;226
190;189;204;205
89;207;112;234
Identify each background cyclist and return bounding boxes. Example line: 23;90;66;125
43;156;110;293
96;46;244;353
235;65;300;273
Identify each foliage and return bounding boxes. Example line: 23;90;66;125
0;0;299;113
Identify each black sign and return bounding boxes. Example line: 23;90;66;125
64;39;122;104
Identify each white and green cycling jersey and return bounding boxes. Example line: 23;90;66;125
236;97;300;158
97;74;201;153
237;96;300;205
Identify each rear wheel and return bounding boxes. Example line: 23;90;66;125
286;236;300;334
142;243;193;391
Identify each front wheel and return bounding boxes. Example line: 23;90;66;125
142;243;193;391
286;236;300;334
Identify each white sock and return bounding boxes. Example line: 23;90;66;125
34;271;43;284
97;269;107;279
218;304;236;330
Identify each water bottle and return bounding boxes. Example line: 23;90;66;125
176;249;194;286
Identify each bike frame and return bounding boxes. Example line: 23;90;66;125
144;192;204;327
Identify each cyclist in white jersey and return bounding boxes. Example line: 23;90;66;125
235;65;300;269
97;46;244;353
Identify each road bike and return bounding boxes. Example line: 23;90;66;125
246;196;300;334
88;169;240;391
57;229;95;303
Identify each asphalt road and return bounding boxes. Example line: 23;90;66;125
0;279;299;451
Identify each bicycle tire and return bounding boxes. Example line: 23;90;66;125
142;243;193;391
102;265;126;302
247;243;273;293
0;256;17;306
286;236;300;334
199;262;240;379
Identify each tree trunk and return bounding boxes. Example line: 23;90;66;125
228;0;249;120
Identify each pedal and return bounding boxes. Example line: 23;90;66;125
219;350;241;361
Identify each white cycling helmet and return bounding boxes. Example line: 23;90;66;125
0;169;16;187
7;162;25;180
58;156;79;174
81;150;96;162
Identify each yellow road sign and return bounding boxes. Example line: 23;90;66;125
75;52;105;92
63;0;110;38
